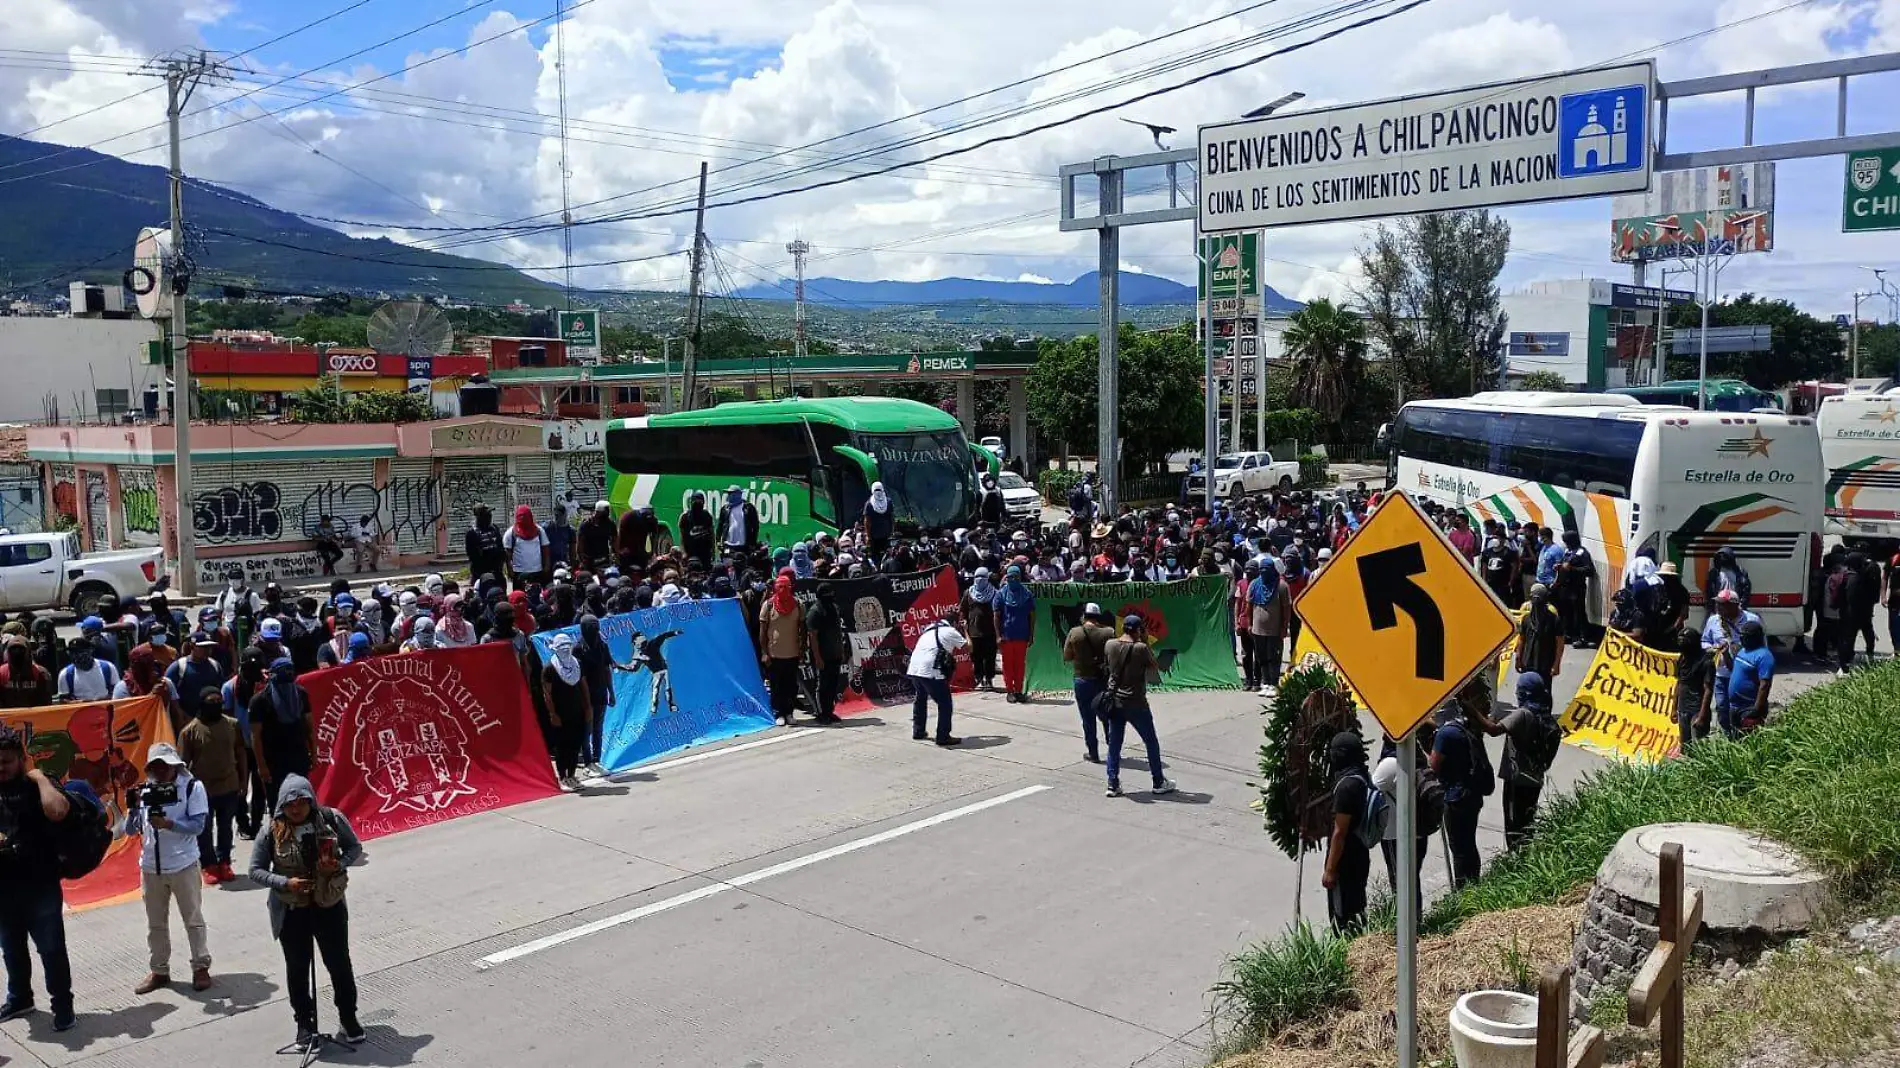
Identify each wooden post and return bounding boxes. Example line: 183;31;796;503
1628;841;1705;1068
1535;965;1605;1068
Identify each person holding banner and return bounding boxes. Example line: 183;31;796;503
1701;591;1761;740
758;569;812;726
0;724;76;1031
991;566;1035;703
540;635;593;789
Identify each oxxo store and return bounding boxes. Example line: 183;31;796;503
27;416;608;587
189;342;490;408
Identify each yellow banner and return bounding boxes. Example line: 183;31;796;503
1557;628;1681;762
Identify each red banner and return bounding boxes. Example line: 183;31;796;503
0;695;174;911
302;645;558;840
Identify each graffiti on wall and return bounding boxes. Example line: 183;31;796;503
198;551;327;588
559;452;605;509
121;468;159;544
50;465;77;522
442;467;562;523
193;482;284;543
296;476;441;545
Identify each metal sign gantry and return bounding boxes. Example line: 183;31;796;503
1059;51;1900;513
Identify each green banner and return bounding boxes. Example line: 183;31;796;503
1024;575;1238;694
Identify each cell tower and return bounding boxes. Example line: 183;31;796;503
786;239;810;362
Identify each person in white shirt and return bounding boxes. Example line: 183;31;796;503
906;613;968;747
122;743;213;994
502;505;549;590
57;638;120;701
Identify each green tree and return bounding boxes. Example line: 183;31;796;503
1025;324;1203;479
1666;293;1844;388
1281;298;1367;424
1518;370;1570;392
1355;210;1512;398
288;313;369;347
1858;323;1900;380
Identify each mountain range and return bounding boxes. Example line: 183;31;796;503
735;271;1303;312
0;134;560;305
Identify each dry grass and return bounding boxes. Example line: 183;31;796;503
1217;899;1582;1068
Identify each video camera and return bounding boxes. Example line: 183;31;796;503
134;781;179;815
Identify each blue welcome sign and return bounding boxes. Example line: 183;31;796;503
532;599;774;771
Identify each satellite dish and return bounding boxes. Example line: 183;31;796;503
126;226;173;320
366;300;453;358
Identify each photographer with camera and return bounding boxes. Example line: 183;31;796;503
249;774;365;1052
122;743;213;994
0;724;75;1029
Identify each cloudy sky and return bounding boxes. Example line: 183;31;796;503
4;0;1899;317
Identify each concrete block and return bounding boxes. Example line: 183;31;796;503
1596;823;1826;933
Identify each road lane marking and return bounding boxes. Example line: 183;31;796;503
477;783;1052;968
578;728;821;787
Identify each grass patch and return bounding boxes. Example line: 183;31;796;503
1424;659;1900;933
1210;922;1354;1050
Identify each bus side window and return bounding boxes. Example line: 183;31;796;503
810;466;838;526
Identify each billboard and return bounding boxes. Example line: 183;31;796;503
1610;163;1775;262
1197;62;1655;230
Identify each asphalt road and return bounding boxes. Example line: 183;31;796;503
7;608;1877;1068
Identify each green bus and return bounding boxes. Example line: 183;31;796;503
605;396;1000;545
1607;378;1781;413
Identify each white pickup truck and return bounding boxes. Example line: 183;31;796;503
1185;450;1302;501
0;533;165;617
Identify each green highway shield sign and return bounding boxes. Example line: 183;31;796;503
1844;147;1900;233
558;310;600;348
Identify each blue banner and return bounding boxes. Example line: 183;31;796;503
531;599;774;771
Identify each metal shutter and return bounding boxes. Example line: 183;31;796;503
385;458;439;555
553;451;606;513
510;454;555;520
442;458;512;528
189;460;376;547
83;470;107;550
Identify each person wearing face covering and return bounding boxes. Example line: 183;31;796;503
178;688;247;885
505;506;550;591
720;487;761;560
961;568;999;691
677;493;715;567
249;659;316;810
507;591;537;636
860;482;896;562
437;596;477;648
575;616;615;772
803;586;848;724
1321;731;1374;932
790;542;815;580
399;618;438;655
758;569;808;726
57;637;121;701
223;650;271;839
248;774;365;1053
1248;558;1289;697
991;566;1036;703
0;640;50;708
539;634;592;789
1514;584;1564;681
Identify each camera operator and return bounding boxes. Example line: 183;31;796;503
249;774;365;1052
122;743;213;994
0;724;75;1030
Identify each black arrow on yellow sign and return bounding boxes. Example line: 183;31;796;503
1357;542;1446;680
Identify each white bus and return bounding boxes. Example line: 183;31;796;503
1817;390;1900;551
1386;392;1823;639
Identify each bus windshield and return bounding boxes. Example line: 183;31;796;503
857;430;975;529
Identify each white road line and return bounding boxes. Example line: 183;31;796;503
477;784;1052;969
577;728;821;787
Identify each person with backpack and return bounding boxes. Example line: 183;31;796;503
1848;551;1882;665
1430;680;1497;888
464;506;507;588
248;773;366;1053
1060;603;1115;764
0;724;77;1030
1322;731;1375;932
1100;615;1176;799
55;637;120;702
1372;734;1438;917
1486;672;1562;852
1703;546;1752;614
123;743;214;995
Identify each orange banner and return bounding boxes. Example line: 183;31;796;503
0;695;176;911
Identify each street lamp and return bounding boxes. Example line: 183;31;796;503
1863;265;1900;322
1244;91;1307;118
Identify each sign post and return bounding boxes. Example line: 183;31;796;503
558;309;602;365
1843;147;1900;233
1293;491;1516;1068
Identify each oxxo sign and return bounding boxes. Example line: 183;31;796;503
326;351;381;376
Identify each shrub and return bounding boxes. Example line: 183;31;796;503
1210;921;1354;1047
1297;452;1330;487
1037;468;1082;505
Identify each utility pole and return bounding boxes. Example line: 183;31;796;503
554;0;574;308
150;49;231;598
1852;291;1868;378
786;238;809;395
680;162;709;411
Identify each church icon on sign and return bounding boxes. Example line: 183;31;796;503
1557;84;1647;179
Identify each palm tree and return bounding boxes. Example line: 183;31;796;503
1281;298;1367;425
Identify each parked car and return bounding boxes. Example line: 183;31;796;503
0;532;164;616
996;471;1041;521
1185;451;1300;500
979;435;1007;461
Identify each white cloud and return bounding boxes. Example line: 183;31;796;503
4;0;1897;319
1015;272;1053;284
